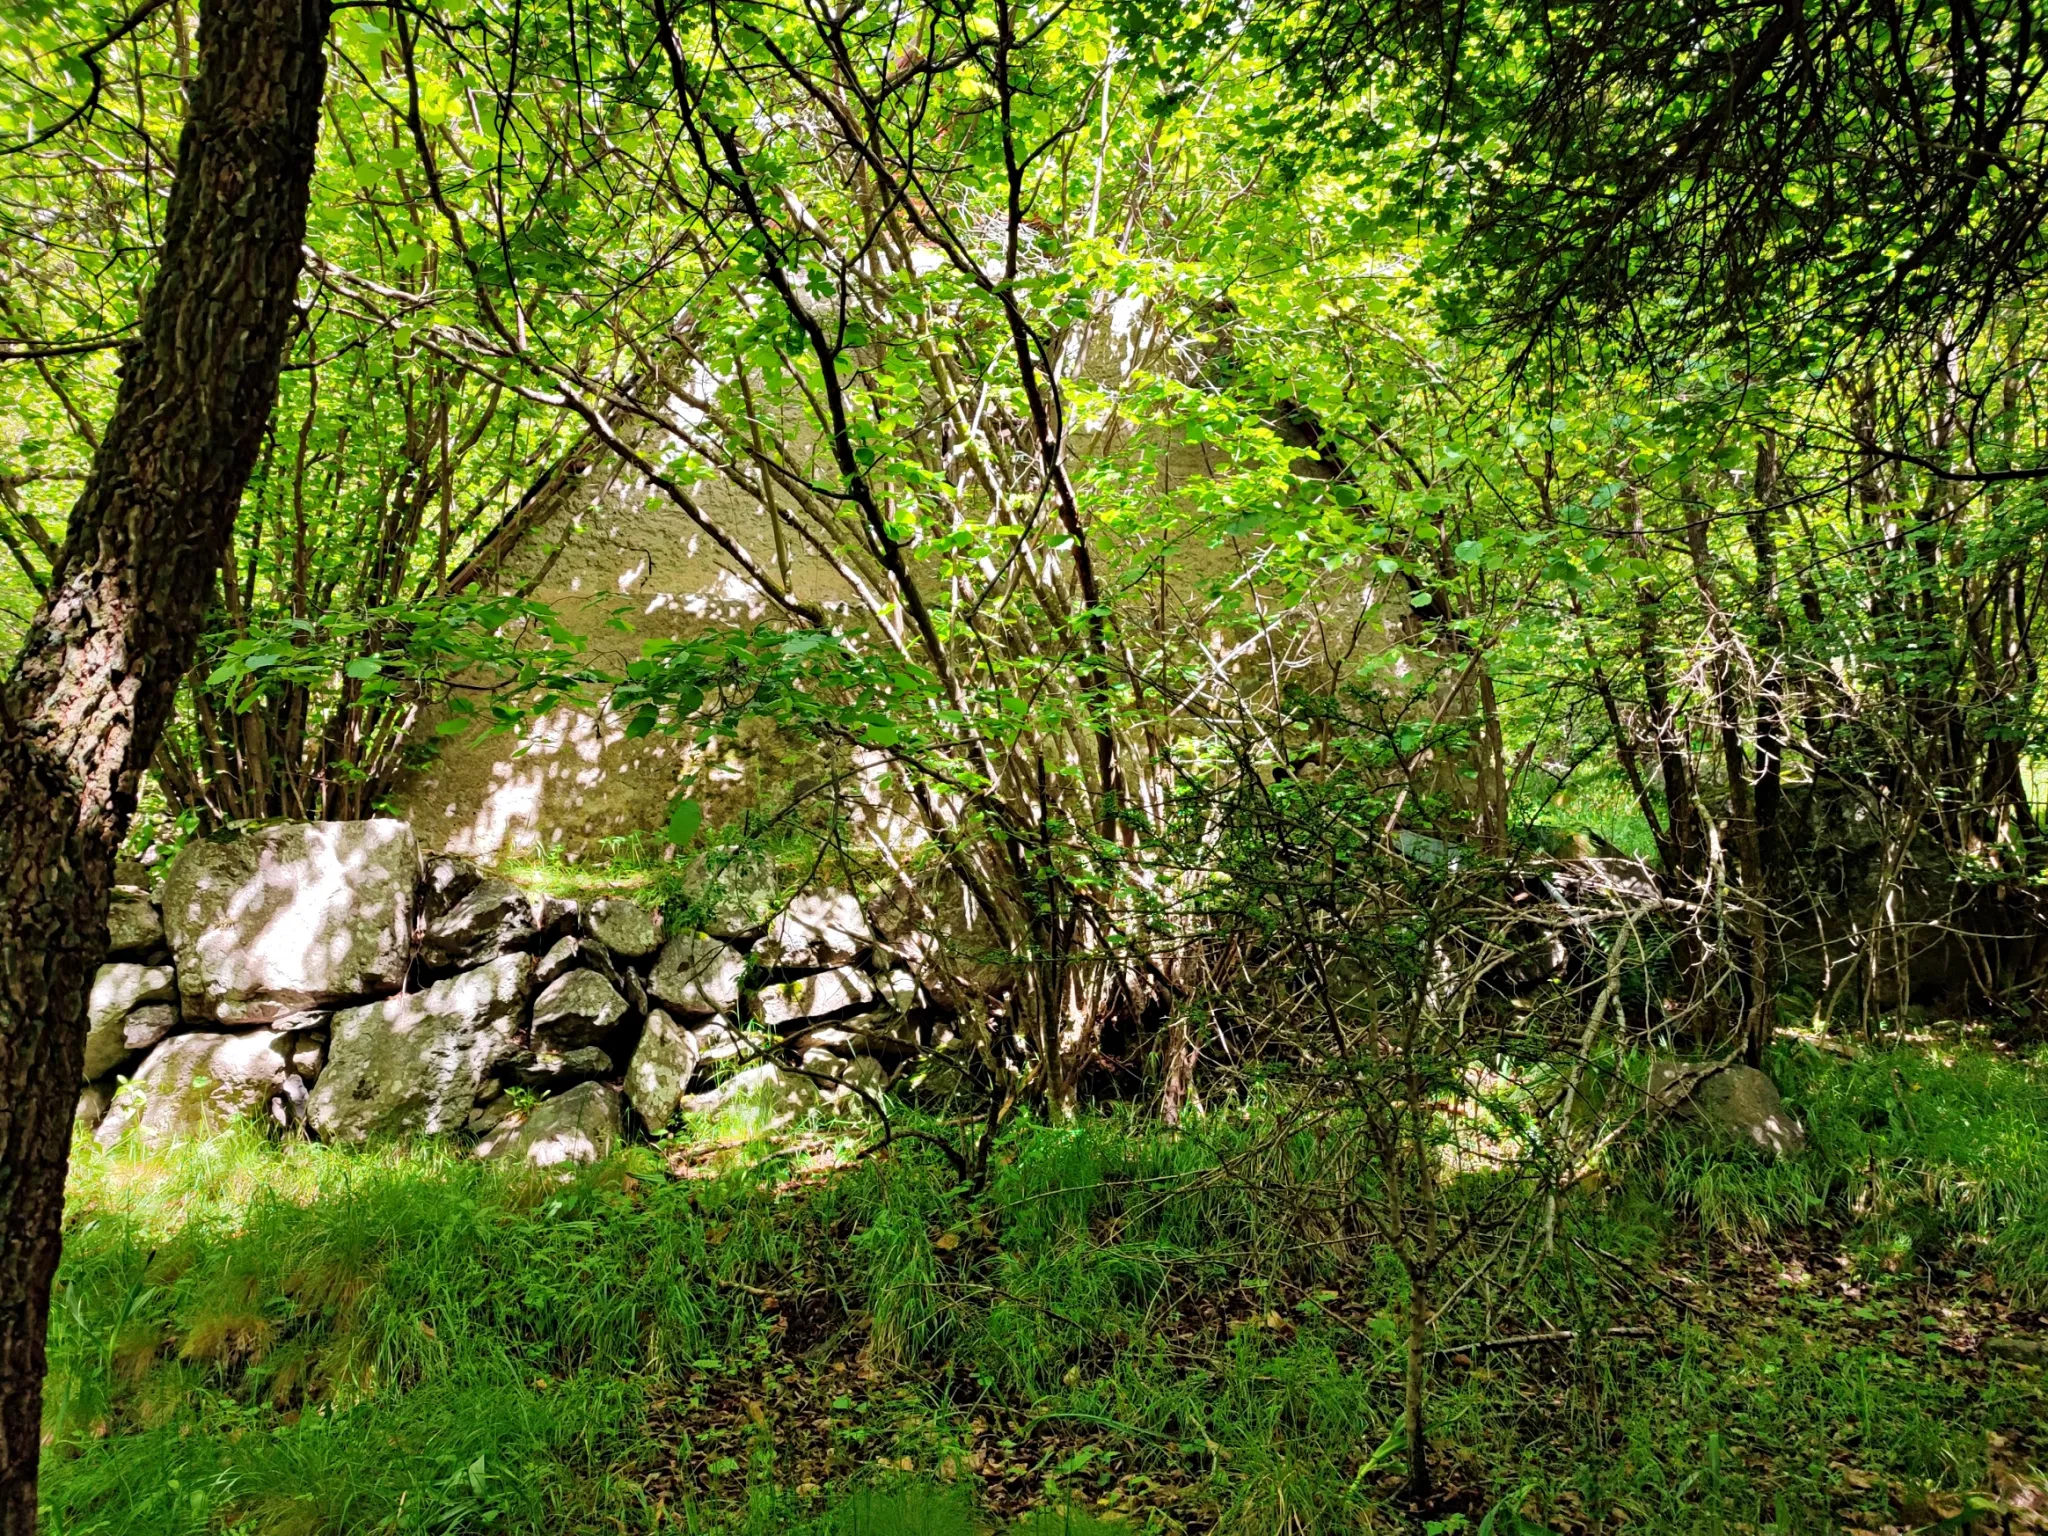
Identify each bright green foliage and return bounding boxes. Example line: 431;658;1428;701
40;1041;2048;1534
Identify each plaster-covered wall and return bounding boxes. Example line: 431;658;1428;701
394;456;851;859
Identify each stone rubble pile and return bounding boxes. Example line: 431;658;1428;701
78;819;938;1166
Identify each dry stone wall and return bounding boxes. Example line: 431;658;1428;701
80;819;938;1164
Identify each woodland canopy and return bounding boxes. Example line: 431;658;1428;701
2;0;2047;1527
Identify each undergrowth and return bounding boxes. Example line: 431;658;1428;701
39;1039;2048;1534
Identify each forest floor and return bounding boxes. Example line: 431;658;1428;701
36;1037;2048;1536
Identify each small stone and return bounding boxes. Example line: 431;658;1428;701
420;878;538;972
286;1029;327;1081
530;970;628;1049
649;932;745;1016
681;1056;884;1129
528;893;580;945
692;1018;754;1064
534;935;583;991
476;1081;621;1167
84;964;176;1080
878;968;918;1013
106;891;164;958
121;1004;178;1055
754;891;871;970
421;854;483;911
585;898;663;960
753;966;876;1030
625;1009;702;1131
790;1015;917;1061
618;967;650;1018
812;1053;889;1114
538;934;624;992
681;1062;822;1130
503;1044;613;1088
76;1080;115;1131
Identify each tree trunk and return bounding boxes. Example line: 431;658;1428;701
0;0;328;1522
1404;1269;1432;1504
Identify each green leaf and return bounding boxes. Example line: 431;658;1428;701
344;656;382;680
665;797;703;848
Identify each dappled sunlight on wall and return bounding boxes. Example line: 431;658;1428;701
393;467;844;859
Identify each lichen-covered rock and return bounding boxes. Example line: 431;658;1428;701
535;933;625;991
682;1055;885;1129
531;970;628;1048
120;1004;179;1056
877;968;919;1013
692;1018;754;1064
681;1062;822;1130
754;891;871;970
1649;1062;1806;1157
162;820;417;1023
790;1015;917;1062
308;953;535;1143
625;1009;701;1131
680;847;782;941
286;1028;327;1081
419;878;537;972
96;1030;298;1147
805;1052;889;1112
529;894;580;946
585;898;663;960
106;888;164;958
83;964;177;1080
421;853;482;910
649;932;745;1016
753;966;876;1030
476;1081;621;1167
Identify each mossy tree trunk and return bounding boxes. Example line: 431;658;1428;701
0;0;328;1522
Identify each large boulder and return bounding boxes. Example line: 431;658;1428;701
95;1030;297;1147
754;891;871;971
585;898;663;960
105;889;164;959
649;932;745;1016
418;878;537;972
753;966;875;1030
1648;1062;1806;1158
476;1081;621;1167
625;1009;701;1131
162;820;417;1023
308;952;534;1143
83;964;176;1080
530;970;628;1048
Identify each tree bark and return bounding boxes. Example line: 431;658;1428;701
0;0;328;1522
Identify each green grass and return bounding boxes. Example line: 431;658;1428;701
40;1040;2048;1534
